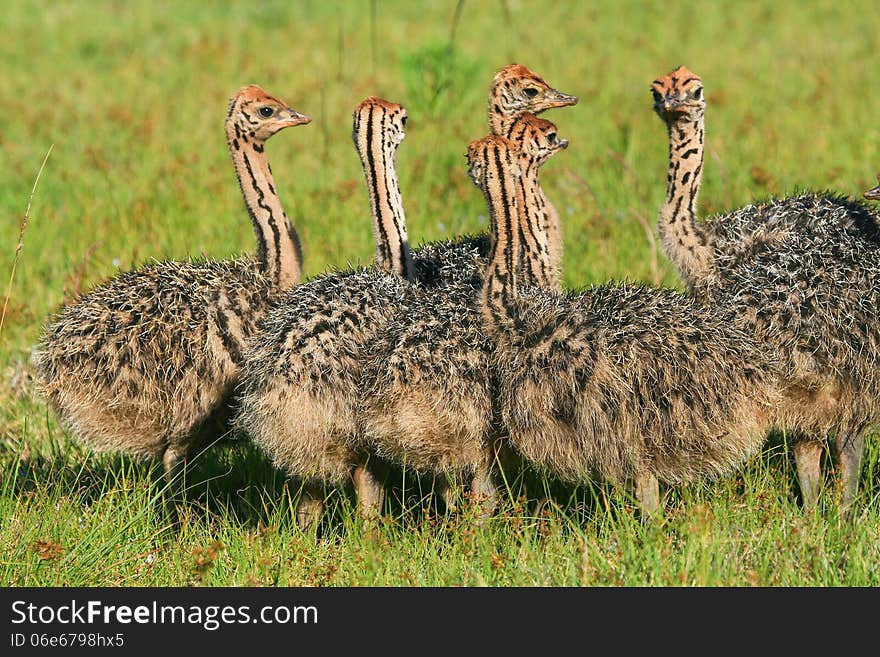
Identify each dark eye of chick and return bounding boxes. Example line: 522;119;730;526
651;89;663;103
401;115;408;127
523;87;539;99
547;132;557;143
692;87;703;100
259;106;274;118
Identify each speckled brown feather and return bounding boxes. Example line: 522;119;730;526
473;135;780;502
356;117;569;493
35;258;280;460
234;98;417;513
653;66;880;507
32;85;309;473
235;68;577;522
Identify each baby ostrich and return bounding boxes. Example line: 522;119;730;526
470;134;780;517
235;66;577;528
412;63;579;283
358;115;569;514
490;63;577;282
652;66;880;510
489;63;579;137
32;85;310;481
234;97;414;529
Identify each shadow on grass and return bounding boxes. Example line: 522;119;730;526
294;427;880;534
5;425;876;544
374;456;622;536
3;436;298;531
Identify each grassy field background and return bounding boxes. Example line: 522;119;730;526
2;0;879;586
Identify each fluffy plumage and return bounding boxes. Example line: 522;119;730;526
235;66;577;525
33;85;310;477
471;134;780;515
652;66;880;508
356;116;569;512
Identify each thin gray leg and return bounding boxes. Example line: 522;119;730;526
793;440;824;509
162;445;188;505
634;470;660;521
835;430;864;515
162;446;184;484
470;465;498;521
296;481;324;532
353;463;384;522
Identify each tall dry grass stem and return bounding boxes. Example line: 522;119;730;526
0;144;54;343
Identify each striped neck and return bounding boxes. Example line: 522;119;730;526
226;120;302;289
488;90;511;137
515;156;559;291
474;138;521;335
353;100;414;281
538;181;563;289
505;114;567;290
660;109;713;286
496;114;519;139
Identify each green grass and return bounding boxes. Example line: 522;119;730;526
2;0;879;586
